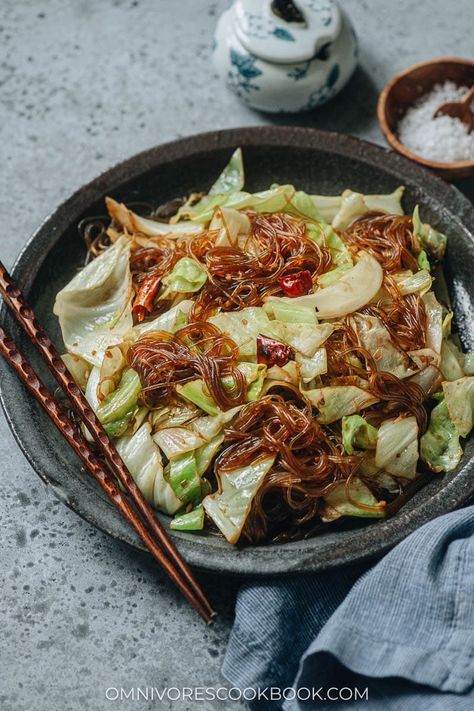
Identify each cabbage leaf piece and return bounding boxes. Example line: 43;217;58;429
105;197;202;236
442;376;474;438
153;427;206;460
209;147;245;195
209;206;250;247
331;187;404;231
412;206;447;262
54;236;133;366
342;415;378;455
267;253;383;320
94;368;142;438
165;452;202;506
417;250;431;272
306;221;353;287
176;363;266;415
268;322;333;358
61;353;90;391
161;257;207;295
351;313;414;378
420;397;462;472
133;300;193;338
209;307;272;358
392;269;432;296
263;300;318;324
321;478;385;522
115;423;181;514
375;416;419;478
306;385;378;424
170;507;205;532
172;184;296;224
284;189;323;223
203;456;276;544
422;292;443;354
190;406;243;441
97;343;129;401
296;348;327;382
440;340;465;381
309;187;404;225
210;307;332;359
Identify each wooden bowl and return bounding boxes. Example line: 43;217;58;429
378;58;474;180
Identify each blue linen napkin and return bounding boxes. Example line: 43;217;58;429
223;505;474;710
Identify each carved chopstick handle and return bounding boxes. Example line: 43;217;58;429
0;262;215;620
0;326;213;623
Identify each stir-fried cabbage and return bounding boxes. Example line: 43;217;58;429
412;206;447;261
210;206;251;247
161;257;207;295
331;188;404;230
177;363;266;415
53;146;468;545
342;415;378;455
440;340;465;381
173;184;296;224
421;396;462;472
306;385;378;424
210;307;271;358
310;187;404;225
375;416;419;478
61;353;90;391
263;300;318;324
153;427;206;459
133;300;192;338
54;236;133;366
306;220;353;287
95;368;141;438
351;313;413;378
321;478;385;522
296;348;327;382
165;452;202;506
116;423;181;514
392;269;432;296
442;377;474;438
268;253;383;319
422;292;443;354
209;147;244;195
106;197;202;236
203;456;276;543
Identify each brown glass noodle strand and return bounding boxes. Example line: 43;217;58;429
80;217;112;262
213;395;374;542
344;214;419;272
365;370;427;432
128;322;246;409
129;242;184;285
324;321;379;381
189;212;332;319
81;203;159;262
362;293;426;352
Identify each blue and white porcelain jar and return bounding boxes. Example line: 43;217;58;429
213;0;357;113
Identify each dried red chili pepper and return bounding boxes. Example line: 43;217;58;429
278;270;313;297
132;274;161;322
256;334;295;367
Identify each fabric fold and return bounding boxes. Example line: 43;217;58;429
224;506;474;710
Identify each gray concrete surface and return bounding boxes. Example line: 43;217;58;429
0;1;472;710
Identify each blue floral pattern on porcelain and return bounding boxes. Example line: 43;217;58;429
213;0;357;113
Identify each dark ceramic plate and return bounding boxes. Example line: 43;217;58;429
1;127;474;575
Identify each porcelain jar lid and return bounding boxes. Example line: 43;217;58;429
232;0;342;64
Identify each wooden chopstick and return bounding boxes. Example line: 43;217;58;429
0;326;212;623
0;262;215;623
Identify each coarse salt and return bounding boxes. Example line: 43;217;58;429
397;81;474;163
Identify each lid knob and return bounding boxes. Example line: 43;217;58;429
271;0;305;24
233;0;342;65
